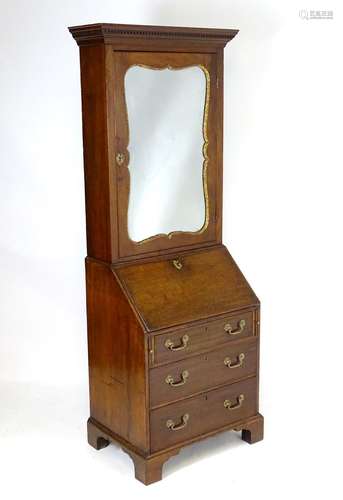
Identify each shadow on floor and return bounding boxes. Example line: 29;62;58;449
164;430;244;477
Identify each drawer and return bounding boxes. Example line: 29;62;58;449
150;338;257;407
151;310;255;366
150;377;257;452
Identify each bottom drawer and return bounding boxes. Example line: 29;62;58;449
150;377;257;452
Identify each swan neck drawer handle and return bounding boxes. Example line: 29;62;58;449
165;334;189;351
224;394;245;410
224;319;246;335
165;370;189;387
224;353;245;368
172;258;183;270
166;414;189;431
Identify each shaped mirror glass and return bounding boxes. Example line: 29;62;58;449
125;65;209;242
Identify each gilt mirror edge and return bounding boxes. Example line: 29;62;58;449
124;63;211;245
113;50;222;261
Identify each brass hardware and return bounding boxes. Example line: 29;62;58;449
149;335;155;365
224;353;245;369
165;334;189;351
116;152;125;166
172;259;183;270
224;394;245;410
224;319;246;336
166;413;189;431
165;370;189;387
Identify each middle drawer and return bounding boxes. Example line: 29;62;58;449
150;337;257;408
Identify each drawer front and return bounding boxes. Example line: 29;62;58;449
152;310;255;366
150;338;257;407
150;377;257;452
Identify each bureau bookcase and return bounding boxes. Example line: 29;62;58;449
69;22;264;485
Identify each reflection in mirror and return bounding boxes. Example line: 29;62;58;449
125;65;208;242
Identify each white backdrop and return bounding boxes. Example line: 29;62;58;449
1;1;342;498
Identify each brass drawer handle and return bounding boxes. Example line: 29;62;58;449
166;413;189;431
172;258;183;270
224;353;245;368
165;334;189;351
224;319;246;336
224;394;244;410
165;370;189;387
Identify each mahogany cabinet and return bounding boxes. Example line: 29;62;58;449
69;22;264;485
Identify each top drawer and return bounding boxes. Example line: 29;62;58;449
151;310;256;366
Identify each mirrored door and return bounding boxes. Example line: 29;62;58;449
113;51;219;258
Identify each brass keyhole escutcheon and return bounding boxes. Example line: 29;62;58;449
116;152;125;166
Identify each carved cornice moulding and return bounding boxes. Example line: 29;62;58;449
69;23;239;48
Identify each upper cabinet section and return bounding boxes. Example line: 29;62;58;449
69;24;238;262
